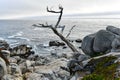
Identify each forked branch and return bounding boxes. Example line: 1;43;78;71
47;5;63;28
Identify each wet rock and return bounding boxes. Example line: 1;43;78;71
62;46;67;49
11;44;32;54
0;40;9;50
93;30;116;53
75;39;82;43
81;34;96;56
49;41;65;47
10;44;34;58
51;52;57;57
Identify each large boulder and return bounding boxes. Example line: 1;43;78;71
111;36;120;52
93;30;116;53
81;34;96;56
106;26;120;36
81;29;120;57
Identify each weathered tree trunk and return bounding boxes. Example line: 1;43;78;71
51;27;79;52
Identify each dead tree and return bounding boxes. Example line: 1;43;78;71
66;25;76;38
33;5;80;54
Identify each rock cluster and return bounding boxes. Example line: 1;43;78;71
0;40;72;80
82;26;120;57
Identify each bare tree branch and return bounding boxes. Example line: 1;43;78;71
66;25;76;38
57;25;65;33
33;6;80;54
47;6;61;13
47;5;63;28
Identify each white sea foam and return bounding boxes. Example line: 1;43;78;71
15;37;30;42
0;37;5;41
8;31;30;42
33;27;44;31
8;31;23;38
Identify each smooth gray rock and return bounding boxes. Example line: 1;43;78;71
81;34;96;56
93;30;116;53
111;36;120;52
0;58;7;79
106;26;120;36
78;54;90;62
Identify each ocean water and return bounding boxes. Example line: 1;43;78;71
0;18;120;55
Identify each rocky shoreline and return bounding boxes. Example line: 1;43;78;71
1;26;120;80
0;38;80;80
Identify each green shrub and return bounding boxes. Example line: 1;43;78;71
83;56;119;80
82;74;104;80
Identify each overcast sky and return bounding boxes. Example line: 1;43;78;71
0;0;120;19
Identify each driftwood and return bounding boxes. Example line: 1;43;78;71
82;52;120;66
33;6;80;53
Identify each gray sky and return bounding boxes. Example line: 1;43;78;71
1;0;120;19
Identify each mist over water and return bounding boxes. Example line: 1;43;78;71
0;18;120;55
